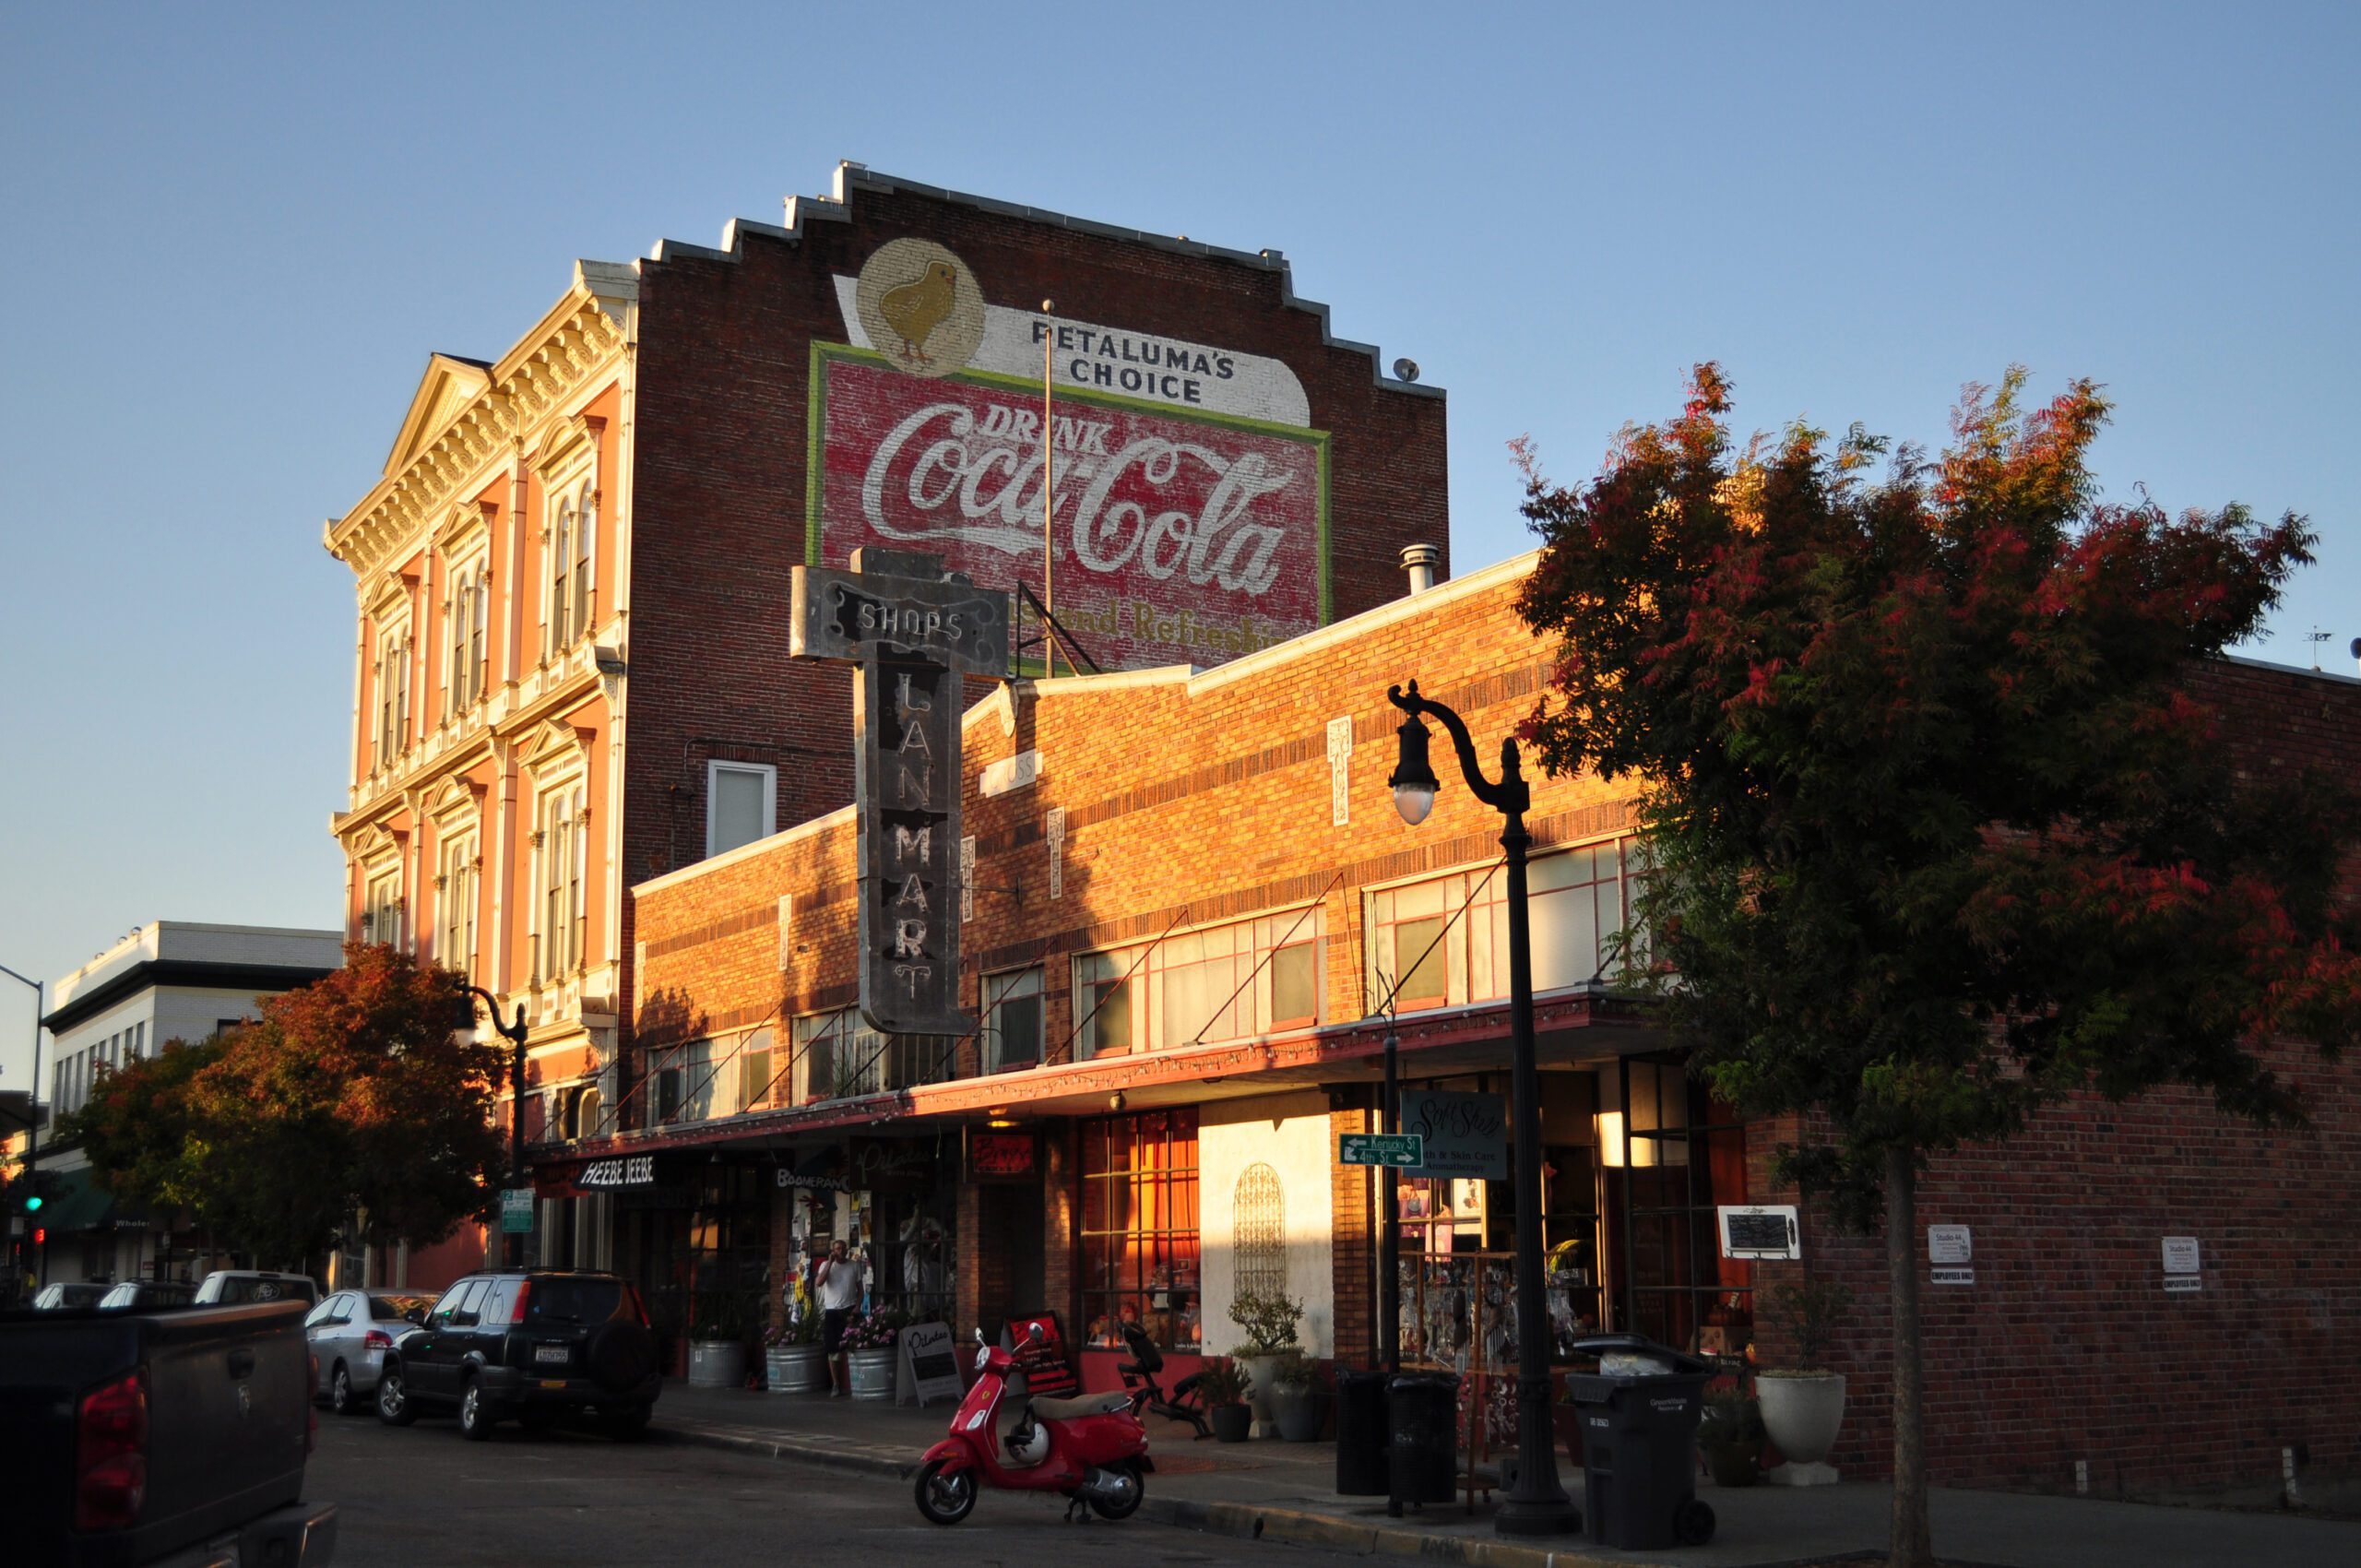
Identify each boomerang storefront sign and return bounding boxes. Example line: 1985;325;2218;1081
810;242;1332;671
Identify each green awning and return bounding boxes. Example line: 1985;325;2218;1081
39;1165;118;1233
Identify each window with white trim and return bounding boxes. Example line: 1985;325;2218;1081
437;831;479;976
789;1009;951;1103
1073;908;1323;1061
373;618;411;769
544;479;596;659
984;968;1044;1072
706;761;776;858
362;866;404;949
445;559;489;715
536;785;587;980
1365;837;1649;1016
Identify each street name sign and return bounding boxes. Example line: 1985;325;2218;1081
1338;1133;1425;1168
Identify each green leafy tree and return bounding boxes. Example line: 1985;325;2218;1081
67;944;508;1269
1515;366;2361;1568
53;1035;228;1220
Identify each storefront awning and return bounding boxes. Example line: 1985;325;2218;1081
39;1165;117;1234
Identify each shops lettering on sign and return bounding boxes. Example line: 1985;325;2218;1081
789;549;1009;1036
968;1131;1037;1180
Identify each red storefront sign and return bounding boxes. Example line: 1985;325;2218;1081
810;348;1330;671
968;1131;1038;1181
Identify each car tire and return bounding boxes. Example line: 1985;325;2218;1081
376;1363;418;1427
330;1362;356;1417
458;1376;495;1441
586;1322;657;1394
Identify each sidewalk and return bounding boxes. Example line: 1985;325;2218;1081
654;1381;2357;1568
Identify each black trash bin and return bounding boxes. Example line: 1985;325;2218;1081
1387;1372;1458;1507
1564;1335;1716;1550
1336;1371;1391;1495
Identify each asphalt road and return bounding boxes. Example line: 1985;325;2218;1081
306;1404;1356;1568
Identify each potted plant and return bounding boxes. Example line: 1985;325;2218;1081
1754;1277;1853;1484
838;1308;904;1400
1698;1385;1764;1487
686;1293;753;1389
1196;1358;1253;1443
1228;1289;1305;1436
1267;1353;1328;1442
764;1285;826;1395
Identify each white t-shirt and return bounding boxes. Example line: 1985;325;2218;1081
816;1256;863;1312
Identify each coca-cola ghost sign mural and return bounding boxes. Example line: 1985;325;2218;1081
810;244;1332;672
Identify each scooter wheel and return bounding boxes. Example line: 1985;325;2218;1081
1088;1462;1145;1521
915;1458;978;1526
1673;1498;1715;1546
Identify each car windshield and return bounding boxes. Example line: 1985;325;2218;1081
526;1277;626;1324
370;1294;432;1321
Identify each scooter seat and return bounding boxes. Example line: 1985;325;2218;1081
1031;1390;1133;1421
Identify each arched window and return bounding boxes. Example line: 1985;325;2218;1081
467;566;488;703
548;504;575;655
571;481;596;643
1232;1162;1287;1302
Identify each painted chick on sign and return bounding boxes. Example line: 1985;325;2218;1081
880;262;958;364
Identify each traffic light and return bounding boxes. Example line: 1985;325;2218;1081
21;1192;41;1215
31;1227;45;1247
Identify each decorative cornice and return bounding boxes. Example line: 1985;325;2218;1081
325;269;633;579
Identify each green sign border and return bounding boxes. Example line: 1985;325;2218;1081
804;342;1335;667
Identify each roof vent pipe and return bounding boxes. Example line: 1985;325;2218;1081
1400;543;1442;596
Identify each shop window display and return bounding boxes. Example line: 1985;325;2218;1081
1080;1109;1200;1350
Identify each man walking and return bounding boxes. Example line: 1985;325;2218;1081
815;1238;864;1396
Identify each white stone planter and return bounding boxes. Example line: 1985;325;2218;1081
766;1344;826;1394
848;1346;898;1401
1757;1372;1846;1484
1236;1354;1288;1437
687;1339;748;1390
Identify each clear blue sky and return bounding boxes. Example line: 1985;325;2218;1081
3;3;2355;1066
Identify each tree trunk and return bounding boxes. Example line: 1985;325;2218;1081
1886;1146;1935;1568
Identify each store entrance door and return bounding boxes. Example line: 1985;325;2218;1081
979;1178;1044;1327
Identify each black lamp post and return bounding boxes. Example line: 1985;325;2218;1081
1386;680;1582;1538
457;982;531;1267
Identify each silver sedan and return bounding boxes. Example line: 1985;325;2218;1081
306;1288;434;1415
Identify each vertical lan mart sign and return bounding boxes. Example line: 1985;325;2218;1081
790;549;1009;1035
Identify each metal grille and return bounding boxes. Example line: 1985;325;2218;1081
1231;1162;1287;1301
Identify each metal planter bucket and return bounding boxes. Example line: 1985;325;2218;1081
766;1344;827;1394
848;1347;898;1401
687;1339;748;1390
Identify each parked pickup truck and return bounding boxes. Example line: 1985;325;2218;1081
0;1298;337;1568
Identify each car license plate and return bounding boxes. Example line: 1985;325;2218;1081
535;1345;571;1365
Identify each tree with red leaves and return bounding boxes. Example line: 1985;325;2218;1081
1515;366;2361;1568
64;944;506;1272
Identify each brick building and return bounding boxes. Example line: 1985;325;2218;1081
322;162;1446;1289
607;552;2361;1502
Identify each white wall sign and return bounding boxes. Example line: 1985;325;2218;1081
1928;1225;1973;1265
2161;1237;2201;1275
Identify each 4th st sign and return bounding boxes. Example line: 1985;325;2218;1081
791;549;1009;1037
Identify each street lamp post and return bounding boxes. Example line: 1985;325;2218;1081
457;983;531;1267
1385;680;1582;1538
0;964;42;1291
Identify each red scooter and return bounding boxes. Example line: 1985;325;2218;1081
914;1326;1153;1525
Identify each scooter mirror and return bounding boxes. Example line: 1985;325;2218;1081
973;1326;986;1346
1026;1322;1046;1344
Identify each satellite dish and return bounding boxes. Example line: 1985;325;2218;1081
1393;358;1419;384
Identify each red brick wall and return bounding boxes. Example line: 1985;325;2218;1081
1745;657;2361;1498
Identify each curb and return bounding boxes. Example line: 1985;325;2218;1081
661;1420;916;1479
662;1420;1636;1568
1145;1497;1631;1568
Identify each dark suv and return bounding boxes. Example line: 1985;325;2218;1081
376;1269;659;1441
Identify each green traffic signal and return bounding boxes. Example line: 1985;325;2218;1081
20;1194;39;1213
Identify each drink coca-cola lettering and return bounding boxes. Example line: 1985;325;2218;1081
815;350;1326;671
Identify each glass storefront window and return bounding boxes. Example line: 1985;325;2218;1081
1079;1109;1200;1351
1073;908;1323;1060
